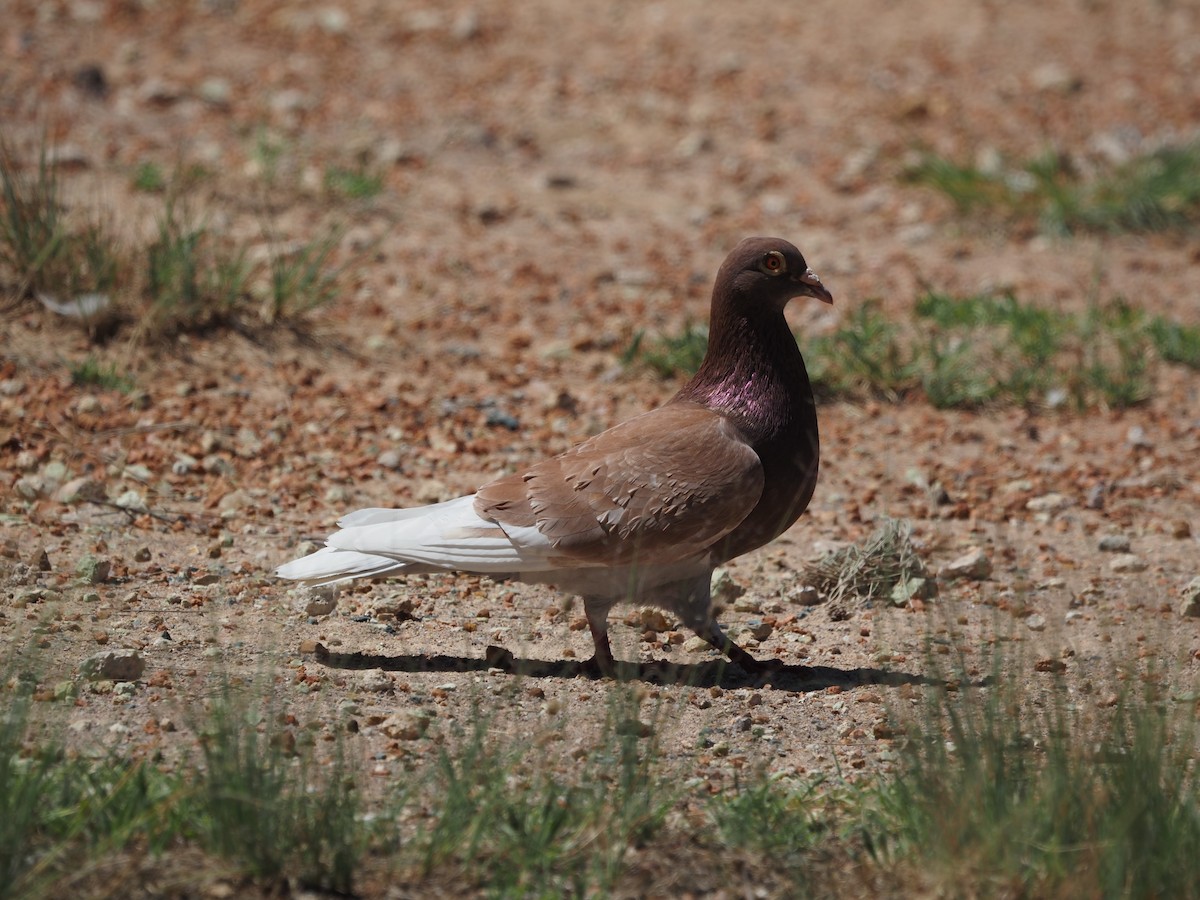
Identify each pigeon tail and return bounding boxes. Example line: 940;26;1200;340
278;494;560;581
275;546;410;584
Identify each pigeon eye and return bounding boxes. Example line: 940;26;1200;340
761;250;787;275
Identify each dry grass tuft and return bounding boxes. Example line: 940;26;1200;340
801;519;934;606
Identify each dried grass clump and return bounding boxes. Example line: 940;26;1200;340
801;519;934;606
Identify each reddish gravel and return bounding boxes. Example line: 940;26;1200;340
2;0;1199;863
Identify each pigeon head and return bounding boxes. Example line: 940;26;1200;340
680;236;832;426
714;236;833;311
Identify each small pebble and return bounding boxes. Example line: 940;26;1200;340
14;477;43;500
1180;577;1200;618
733;595;763;613
76;555;111;584
682;636;711;653
357;669;394;693
305;591;338;617
891;576;934;605
742;621;773;641
1126;425;1152;449
711;568;745;603
114;489;146;511
218;489;252;512
941;546;992;581
80;649;145;682
638;608;671;632
1109;554;1147;573
199;77;232;107
57;477;106;505
381;711;431;740
172;454;198;476
788;585;822;606
1026;493;1070;513
1098;534;1131;553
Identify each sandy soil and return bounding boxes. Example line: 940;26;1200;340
3;0;1199;834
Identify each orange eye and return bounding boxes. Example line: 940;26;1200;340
761;250;786;274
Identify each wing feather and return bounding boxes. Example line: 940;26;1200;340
475;402;762;566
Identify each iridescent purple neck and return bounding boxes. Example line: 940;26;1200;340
673;306;811;443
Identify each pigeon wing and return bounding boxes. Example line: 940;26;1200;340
475;402;763;567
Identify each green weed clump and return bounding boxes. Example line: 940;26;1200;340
69;356;135;393
0;141;69;304
6;634;1199;899
189;682;368;893
907;143;1200;234
913;291;1158;410
143;199;252;335
0;134;349;342
805;301;920;402
866;663;1200;899
623;321;709;379
131;162;166;194
0;674;372;897
1147;315;1200;369
143;202;348;336
0;140;124;316
626;290;1198;411
414;693;673;896
711;774;827;859
261;229;343;323
324;164;384;200
0;672;181;900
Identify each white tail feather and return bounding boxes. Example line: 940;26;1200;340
275;546;409;585
276;493;562;584
325;495;555;572
338;496;469;528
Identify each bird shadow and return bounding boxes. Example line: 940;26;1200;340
310;643;972;693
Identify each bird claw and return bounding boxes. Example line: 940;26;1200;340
737;654;784;676
697;621;781;676
578;653;617;680
722;642;782;676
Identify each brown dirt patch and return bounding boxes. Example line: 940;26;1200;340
3;0;1199;893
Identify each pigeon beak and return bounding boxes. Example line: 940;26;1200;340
794;267;833;304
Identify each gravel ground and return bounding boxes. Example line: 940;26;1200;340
3;0;1200;830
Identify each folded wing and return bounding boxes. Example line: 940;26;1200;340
475;402;764;567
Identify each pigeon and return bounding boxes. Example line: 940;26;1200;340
277;236;832;675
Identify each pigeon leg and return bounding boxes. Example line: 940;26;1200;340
581;598;617;677
697;619;780;674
